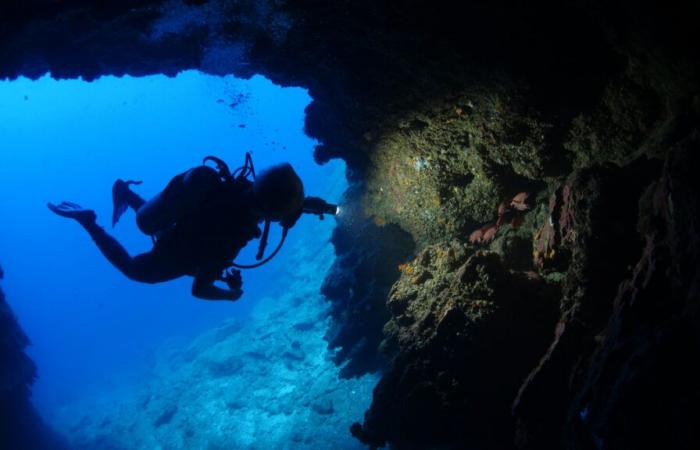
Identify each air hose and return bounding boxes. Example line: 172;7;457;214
230;225;289;269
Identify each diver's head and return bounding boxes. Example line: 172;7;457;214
253;163;305;223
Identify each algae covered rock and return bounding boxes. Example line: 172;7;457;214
353;242;559;449
564;79;662;169
364;84;555;247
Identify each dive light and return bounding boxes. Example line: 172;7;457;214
302;196;338;219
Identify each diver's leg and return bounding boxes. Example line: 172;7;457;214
81;220;134;275
48;202;177;283
112;179;146;227
83;221;183;282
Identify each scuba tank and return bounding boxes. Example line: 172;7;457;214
203;152;339;270
204;152;286;270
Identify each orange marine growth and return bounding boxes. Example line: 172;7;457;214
480;223;498;243
510;191;530;211
468;228;484;244
398;262;414;275
468;191;533;246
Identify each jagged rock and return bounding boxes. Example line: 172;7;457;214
154;404;178;428
1;280;69;450
205;355;244;378
311;398;334;415
563;138;700;450
282;340;306;362
513;160;663;450
292;321;316;332
353;242;559;449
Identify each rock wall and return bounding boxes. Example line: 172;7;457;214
321;184;415;378
564;138;700;450
0;268;68;449
2;1;699;449
351;245;560;449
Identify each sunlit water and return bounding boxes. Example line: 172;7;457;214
0;71;375;449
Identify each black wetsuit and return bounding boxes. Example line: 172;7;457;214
83;167;261;284
152;174;261;282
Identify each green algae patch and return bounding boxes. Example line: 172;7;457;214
364;84;556;247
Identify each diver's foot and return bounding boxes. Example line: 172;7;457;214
47;201;97;225
112;179;142;227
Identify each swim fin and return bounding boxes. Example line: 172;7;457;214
112;179;143;227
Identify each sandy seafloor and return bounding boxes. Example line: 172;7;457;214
47;204;378;450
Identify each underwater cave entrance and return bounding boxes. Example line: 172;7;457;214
0;70;353;433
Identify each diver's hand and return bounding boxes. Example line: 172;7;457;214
47;201;97;224
193;274;242;302
224;268;242;291
226;287;243;301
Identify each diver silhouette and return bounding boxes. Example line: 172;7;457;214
48;154;337;301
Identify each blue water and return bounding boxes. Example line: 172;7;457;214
0;71;375;449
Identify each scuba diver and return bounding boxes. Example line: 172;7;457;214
47;154;338;301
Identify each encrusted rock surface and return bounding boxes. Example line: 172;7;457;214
563;138;700;450
2;1;699;449
512;160;660;449
352;244;559;449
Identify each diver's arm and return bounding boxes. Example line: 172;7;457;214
191;276;242;301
